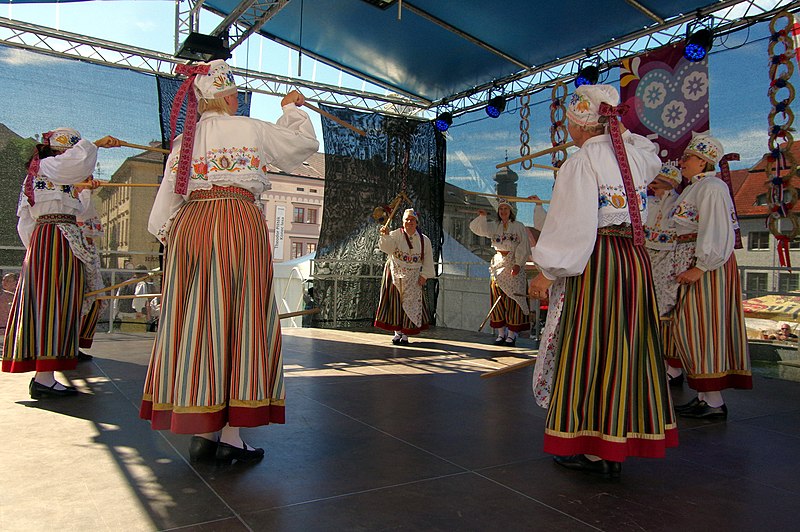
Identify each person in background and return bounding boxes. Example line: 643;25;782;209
2;127;120;398
667;133;752;420
528;84;675;478
375;208;435;345
469;199;531;347
141;59;319;464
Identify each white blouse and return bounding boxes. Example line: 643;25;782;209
148;104;320;243
531;132;661;280
468;216;530;268
17;139;98;248
668;171;738;271
644;190;679;251
379;229;436;280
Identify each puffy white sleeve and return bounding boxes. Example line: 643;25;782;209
16;197;34;248
38;139;98;184
147;143;185;244
379;229;399;255
533;203;548;231
421;234;435;279
512;221;531;268
531;155;599;280
695;180;735;271
261;104;320;173
469;214;492;237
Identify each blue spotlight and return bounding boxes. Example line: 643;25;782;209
434;112;453;132
486;96;506;118
684;29;713;62
574;65;599;87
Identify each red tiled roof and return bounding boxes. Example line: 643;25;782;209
732;142;800;218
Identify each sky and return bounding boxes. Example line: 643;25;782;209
0;1;792;225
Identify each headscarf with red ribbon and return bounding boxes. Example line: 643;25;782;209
23;131;55;207
169;63;211;196
598;102;645;246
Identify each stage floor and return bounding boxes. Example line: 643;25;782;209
1;327;799;531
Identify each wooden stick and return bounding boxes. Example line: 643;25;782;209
530;163;560;172
278;308;321;319
478;296;503;332
464;191;549;204
303;102;367;137
497;141;575;169
480;357;537;379
119;140;171;155
85;272;162;298
382;191;411;231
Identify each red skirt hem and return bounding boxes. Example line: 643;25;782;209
2;358;79;373
79;338;94;348
489;320;531;332
374;320;429;336
543;428;679;462
140;400;285;434
687;374;753;392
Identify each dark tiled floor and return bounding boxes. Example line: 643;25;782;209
1;328;798;531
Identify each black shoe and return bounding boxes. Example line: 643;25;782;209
553;455;622;478
674;396;701;413
505;337;516;347
29;378;78;399
668;373;684;387
493;336;506;346
215;441;265;464
77;351;93;362
391;337;401;345
399;337;410;345
189;436;219;463
678;401;728;420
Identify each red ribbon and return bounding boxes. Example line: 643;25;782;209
718;153;742;249
598;102;644;245
23;131;55;207
776;234;792;272
169;63;211;196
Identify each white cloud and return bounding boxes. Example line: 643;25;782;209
134;20;157;33
716;127;766;167
0;47;62;66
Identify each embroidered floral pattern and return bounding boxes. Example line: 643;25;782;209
394;249;423;264
33;177;79;199
671;201;698;224
171;146;265;181
492;232;520;245
598;184;648;211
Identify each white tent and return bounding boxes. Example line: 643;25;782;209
273;251;314;328
439;231;489;278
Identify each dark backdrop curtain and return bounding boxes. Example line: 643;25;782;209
313;104;446;329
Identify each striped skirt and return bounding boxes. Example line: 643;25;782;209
670;255;752;391
140;187;284;434
544;232;678;462
2;219;85;373
489;280;530;332
374;265;430;335
79;300;102;349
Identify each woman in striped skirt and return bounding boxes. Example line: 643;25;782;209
3;128;119;398
469;200;530;347
667;134;752;420
529;85;677;478
374;208;435;344
142;60;319;464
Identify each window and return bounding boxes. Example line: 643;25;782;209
310;189;318;193
292;242;304;258
297;187;305;192
452;218;464;239
293;207;305;223
307;242;317;254
306;209;318;224
746;272;768;298
748;231;770;250
779;273;799;293
783;234;800;249
755;193;768;206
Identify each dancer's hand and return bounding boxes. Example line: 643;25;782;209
95;136;121;148
528;273;553;300
676;266;703;285
281;90;305;107
379;226;389;235
511;265;520;276
418;275;426;286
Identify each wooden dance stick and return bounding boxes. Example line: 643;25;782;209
85;272;162;298
278;308;321;320
382;191;412;231
463;191;549;205
118;141;171;155
303;102;367;137
478;296;503;332
496;141;575;169
480;357;538;379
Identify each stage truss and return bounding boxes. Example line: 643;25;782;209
0;0;798;118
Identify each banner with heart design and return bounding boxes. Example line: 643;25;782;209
620;42;710;165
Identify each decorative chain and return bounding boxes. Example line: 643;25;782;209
519;92;532;170
550;82;569;179
766;10;800;271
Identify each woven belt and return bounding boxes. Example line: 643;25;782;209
189;185;255;202
597;224;633;238
36;214;77;225
676;233;698;243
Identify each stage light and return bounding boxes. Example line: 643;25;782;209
176;32;231;61
486;96;506;118
574;65;600;87
684;28;713;62
434;112;453;132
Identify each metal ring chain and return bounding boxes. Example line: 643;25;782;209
550;82;568;178
767;10;800;239
519;93;532;170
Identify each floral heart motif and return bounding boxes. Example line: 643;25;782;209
634;60;709;143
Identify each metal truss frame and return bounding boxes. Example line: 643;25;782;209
1;0;798;118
